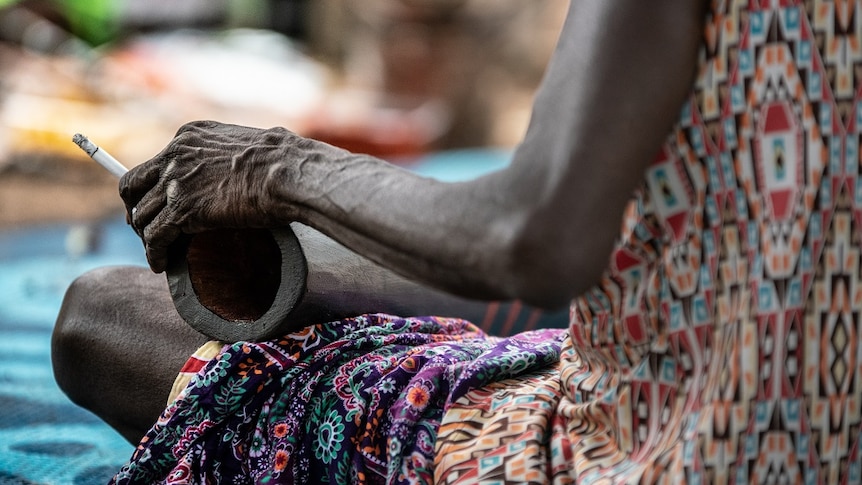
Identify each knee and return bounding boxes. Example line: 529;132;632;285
51;266;196;442
52;270;95;406
52;267;120;408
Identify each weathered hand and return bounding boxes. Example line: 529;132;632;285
119;121;296;273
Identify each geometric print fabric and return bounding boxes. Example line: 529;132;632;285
436;1;862;483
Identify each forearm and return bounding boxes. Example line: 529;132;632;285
285;223;570;333
262;1;706;309
265;141;529;304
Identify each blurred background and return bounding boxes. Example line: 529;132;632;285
0;0;567;229
0;2;568;482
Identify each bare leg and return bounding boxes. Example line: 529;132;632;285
51;265;209;444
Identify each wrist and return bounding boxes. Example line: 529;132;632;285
260;129;323;225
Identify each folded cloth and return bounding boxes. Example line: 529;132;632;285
166;341;226;406
111;313;565;484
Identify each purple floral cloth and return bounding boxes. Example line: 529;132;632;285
111;313;564;484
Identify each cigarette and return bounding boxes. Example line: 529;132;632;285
72;133;128;178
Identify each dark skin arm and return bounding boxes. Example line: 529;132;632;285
275;223;569;333
121;0;706;311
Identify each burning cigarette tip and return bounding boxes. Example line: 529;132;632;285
72;133;98;157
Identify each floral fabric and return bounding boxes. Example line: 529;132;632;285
111;314;564;484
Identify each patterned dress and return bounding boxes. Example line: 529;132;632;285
111;316;564;484
115;1;862;484
437;1;862;483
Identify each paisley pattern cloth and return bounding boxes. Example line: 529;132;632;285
110;314;564;484
438;1;862;483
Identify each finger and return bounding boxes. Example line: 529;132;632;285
119;159;161;210
145;239;172;274
132;190;165;237
128;158;182;232
143;210;182;274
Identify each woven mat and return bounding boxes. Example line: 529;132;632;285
0;220;141;484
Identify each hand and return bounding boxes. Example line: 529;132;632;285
120;121;293;273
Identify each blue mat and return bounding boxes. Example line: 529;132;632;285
0;149;511;484
0;220;144;484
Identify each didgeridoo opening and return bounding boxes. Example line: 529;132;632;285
166;227;308;342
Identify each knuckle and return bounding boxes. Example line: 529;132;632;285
178;120;217;135
176;121;201;135
119;165;142;193
265;125;289;138
118;176;131;199
163;160;178;178
165;181;182;211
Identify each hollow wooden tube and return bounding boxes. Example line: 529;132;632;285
166;226;308;342
165;223;492;343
